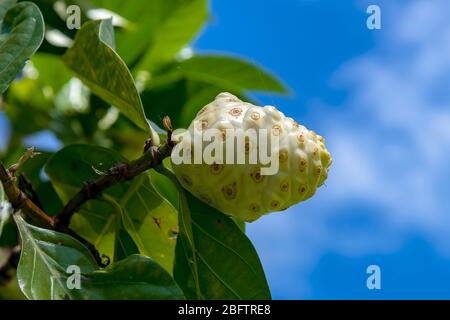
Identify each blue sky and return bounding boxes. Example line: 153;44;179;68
1;0;450;299
194;0;450;299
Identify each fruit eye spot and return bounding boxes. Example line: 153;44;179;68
270;200;280;209
251;112;261;120
297;133;305;145
210;163;223;175
181;175;193;186
250;203;260;212
299;158;307;172
316;166;322;175
312;147;319;158
272;125;282;136
228;108;243;117
221;182;237;200
250;170;264;183
280;181;289;192
299;185;307;194
278;149;288;162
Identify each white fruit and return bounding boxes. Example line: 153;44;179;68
171;92;332;222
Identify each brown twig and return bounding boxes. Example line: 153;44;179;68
0;153;106;266
0;161;54;228
54;116;175;231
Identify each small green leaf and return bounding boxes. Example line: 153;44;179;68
0;0;45;93
45;145;178;270
62;19;158;143
15;215;184;299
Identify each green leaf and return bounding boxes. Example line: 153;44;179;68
62;19;158;143
4;77;54;136
160;168;270;300
45;145;178;271
0;0;45;93
14;215;184;299
79;254;185;300
135;0;208;70
31;53;72;93
166;55;288;94
15;214;97;299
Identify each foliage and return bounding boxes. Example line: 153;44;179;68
0;0;287;299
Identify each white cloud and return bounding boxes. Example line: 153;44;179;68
249;0;450;297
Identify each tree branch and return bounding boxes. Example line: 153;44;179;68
0;161;54;228
1;152;107;266
54;116;175;231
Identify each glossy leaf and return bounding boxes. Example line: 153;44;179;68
15;215;184;299
79;254;185;300
172;180;271;299
135;0;208;70
45;145;178;270
15;214;97;299
0;0;45;93
177;55;287;93
62;19;157;141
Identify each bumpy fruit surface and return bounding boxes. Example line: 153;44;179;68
171;92;332;222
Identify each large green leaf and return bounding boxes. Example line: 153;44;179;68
88;0;207;69
15;214;97;299
45;145;178;271
168;175;271;299
0;0;45;93
79;254;185;300
62;19;158;143
153;55;287;94
15;215;184;299
135;0;208;70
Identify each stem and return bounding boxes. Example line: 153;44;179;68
54;116;175;231
0;161;54;228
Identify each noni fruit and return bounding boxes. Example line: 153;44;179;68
171;92;332;222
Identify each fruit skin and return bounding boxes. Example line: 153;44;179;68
171;92;332;222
